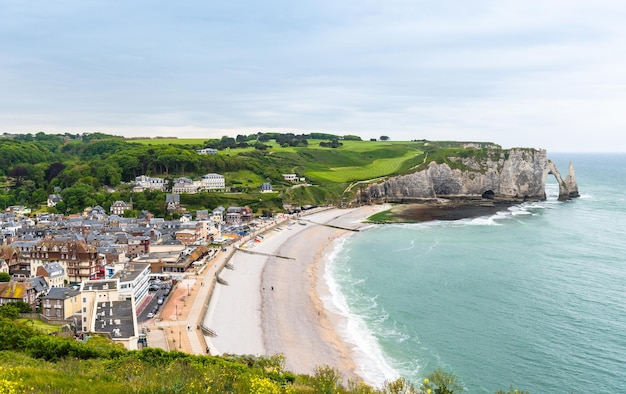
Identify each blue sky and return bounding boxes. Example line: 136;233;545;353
1;1;625;152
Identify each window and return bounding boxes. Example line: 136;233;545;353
82;297;86;303
82;307;86;313
56;310;61;318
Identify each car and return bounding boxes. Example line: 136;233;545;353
147;312;155;318
157;297;164;305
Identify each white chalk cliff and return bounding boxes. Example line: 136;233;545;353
362;148;579;203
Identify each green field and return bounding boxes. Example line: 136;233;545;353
306;149;422;182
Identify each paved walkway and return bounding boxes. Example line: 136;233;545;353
143;217;289;355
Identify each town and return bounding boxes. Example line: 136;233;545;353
0;171;306;351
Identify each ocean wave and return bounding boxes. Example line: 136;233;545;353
323;237;400;387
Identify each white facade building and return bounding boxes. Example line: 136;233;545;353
199;173;225;190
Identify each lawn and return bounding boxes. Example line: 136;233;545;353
306;147;424;183
17;318;64;334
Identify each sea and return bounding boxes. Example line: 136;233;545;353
324;153;626;393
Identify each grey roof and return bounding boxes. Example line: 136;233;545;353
82;280;118;291
112;263;150;282
94;300;136;339
41;262;65;277
29;276;49;292
43;287;81;300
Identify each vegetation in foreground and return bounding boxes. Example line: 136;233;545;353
0;315;529;393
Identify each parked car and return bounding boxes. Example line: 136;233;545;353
157;297;164;305
147;312;155;318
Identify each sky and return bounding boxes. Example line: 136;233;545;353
1;0;625;152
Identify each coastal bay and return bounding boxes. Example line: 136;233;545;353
204;206;386;384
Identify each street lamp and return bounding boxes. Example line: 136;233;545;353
179;331;182;348
187;282;190;296
175;304;178;320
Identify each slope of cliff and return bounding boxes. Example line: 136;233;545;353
361;147;579;203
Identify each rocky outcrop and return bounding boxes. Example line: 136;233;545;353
361;148;579;203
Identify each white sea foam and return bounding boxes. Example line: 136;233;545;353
322;234;400;388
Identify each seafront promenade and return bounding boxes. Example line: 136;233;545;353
141;216;290;354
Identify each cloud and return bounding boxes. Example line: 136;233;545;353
1;0;626;151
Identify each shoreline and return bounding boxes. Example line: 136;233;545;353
204;206;388;385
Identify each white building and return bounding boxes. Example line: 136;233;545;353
282;174;298;183
196;148;218;155
172;177;197;194
134;175;166;191
111;262;151;308
199;173;225;190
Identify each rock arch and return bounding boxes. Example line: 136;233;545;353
546;160;579;201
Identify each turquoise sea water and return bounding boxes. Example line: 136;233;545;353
326;154;626;393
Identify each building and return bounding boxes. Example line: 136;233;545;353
211;206;225;223
0;245;20;275
166;194;181;212
175;229;198;245
111;262;151;307
225;206;253;225
80;279;139;349
0;281;36;310
172;177;197;194
47;194;63;207
199;173;225;190
260;182;273;193
40;287;81;321
282;174;298;183
17;236;103;284
110;201;133;216
134;175;166;192
196;148;218;155
35;262;67;288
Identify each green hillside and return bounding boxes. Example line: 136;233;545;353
0;132;500;217
0;316;524;393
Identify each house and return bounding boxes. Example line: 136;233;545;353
225;206;253;225
0;281;36;310
175;229;198;245
35;262;66;288
282;174;298;183
260;182;273;193
17;236;103;284
211;206;225;223
40;287;81;321
199;173;225;190
166;194;181;212
47;194;63;207
171;177;197;194
134;175;166;192
196;148;218;155
110;201;133;216
0;245;20;275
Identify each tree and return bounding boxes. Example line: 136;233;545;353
8;166;28;186
380;135;390;141
0;303;20;319
0;272;10;282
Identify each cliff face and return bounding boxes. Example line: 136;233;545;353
362;148;579;203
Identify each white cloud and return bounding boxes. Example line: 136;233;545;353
2;0;626;151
